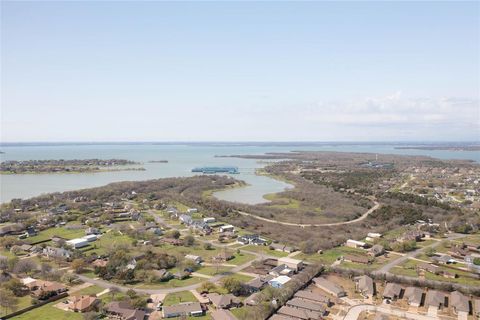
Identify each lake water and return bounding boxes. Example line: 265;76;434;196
1;143;478;204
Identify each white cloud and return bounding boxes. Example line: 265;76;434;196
306;93;479;130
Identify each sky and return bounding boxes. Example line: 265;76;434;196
1;1;479;142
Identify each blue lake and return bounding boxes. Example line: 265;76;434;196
0;143;478;204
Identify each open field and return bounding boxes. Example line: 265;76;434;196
163;291;198;306
242;245;289;258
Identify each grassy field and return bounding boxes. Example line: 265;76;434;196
73;285;105;296
196;266;233;276
26;226;86;244
228;252;256;265
391;259;480;287
163;291;198;306
84;231;133;255
11;299;83;320
127;276;205;289
296;246;366;265
242;245;289;258
263;193;301;209
0;295;32;317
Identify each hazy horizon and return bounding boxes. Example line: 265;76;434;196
2;1;479;142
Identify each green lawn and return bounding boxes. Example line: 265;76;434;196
11;299;83;320
391;258;480;287
74;285;105;296
242;245;289;258
228;252;256;265
224;274;254;283
163;291;198;306
296;246;366;265
196;266;233;276
0;295;32;317
127;276;205;289
85;231;133;255
26;226;86;244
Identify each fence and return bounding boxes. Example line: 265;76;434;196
2;292;69;319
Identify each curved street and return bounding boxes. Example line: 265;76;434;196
236;200;380;227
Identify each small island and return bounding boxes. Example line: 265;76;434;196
0;158;145;174
148;160;169;163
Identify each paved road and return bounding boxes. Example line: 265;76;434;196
236;200;380;227
374;233;466;274
343;304;439;320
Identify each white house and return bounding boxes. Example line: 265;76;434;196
66;238;89;249
185;254;202;264
187;208;198;213
82;235;97;242
268;275;291;288
345;239;367;249
219;225;235;233
203;217;216;223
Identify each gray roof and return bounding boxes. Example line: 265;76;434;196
285;298;326;313
450;291;469;313
383;283;402;299
294;290;330;304
211;309;238;320
425;290;447;308
313;277;346;296
404;287;423;305
355;275;374;296
277;306;322;320
162;302;202;316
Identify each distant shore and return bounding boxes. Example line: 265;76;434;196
0;158;144;174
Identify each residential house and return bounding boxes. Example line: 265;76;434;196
211;309;238;320
398;230;424;242
245;277;269;292
203;217;216;223
294;290;331;307
179;214;193;225
237;234;267;246
104;301;146;320
219;225;235;233
92;259;108;268
403;287;423;307
431;255;455;265
369;244;385;257
268;275;291;288
213;251;234;262
67;295;100;313
312;277;346;297
382;283;402;300
285;298;327;316
277;306;322;320
270;243;295;253
450;291;470;315
425;290;447;309
185;254;202;264
24;279;67;299
474;299;480;318
269;264;294;277
344;254;372;264
187;208;198;214
43;246;72;259
85;227;101;235
346;239;367;249
207;293;242;309
417;262;441;275
66;238;89;249
162;302;204;318
277;257;303;272
354;275;375;298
